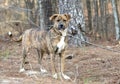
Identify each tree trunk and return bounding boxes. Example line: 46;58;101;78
93;0;99;40
104;0;108;40
58;0;86;47
24;0;38;27
38;0;45;30
99;0;105;39
86;0;92;31
38;0;57;30
111;0;120;40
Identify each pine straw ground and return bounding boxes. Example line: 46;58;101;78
0;40;120;84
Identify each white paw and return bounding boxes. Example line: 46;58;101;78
40;68;47;73
62;73;70;80
19;68;25;72
25;71;38;75
53;73;58;79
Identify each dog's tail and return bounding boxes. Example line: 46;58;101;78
12;35;22;42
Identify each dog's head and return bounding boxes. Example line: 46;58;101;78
50;14;71;30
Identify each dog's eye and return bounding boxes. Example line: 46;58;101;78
57;20;60;22
63;20;66;22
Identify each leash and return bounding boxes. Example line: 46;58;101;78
48;25;120;53
67;34;120;53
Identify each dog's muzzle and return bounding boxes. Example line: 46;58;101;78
58;24;65;30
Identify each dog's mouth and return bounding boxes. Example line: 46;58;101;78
58;24;65;30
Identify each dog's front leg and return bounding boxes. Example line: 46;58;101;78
50;54;57;79
60;53;70;80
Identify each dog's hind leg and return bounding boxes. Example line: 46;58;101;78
19;47;27;72
37;49;47;73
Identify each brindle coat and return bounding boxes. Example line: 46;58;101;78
20;14;71;79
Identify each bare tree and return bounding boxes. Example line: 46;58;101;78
93;0;100;40
38;0;45;30
111;0;120;40
58;0;87;47
1;0;120;42
24;0;39;27
24;0;57;30
86;0;92;31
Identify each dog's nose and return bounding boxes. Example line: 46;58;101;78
60;24;63;28
58;24;64;30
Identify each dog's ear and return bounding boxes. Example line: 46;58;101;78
49;14;58;21
64;14;71;20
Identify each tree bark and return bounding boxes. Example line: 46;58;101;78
111;0;120;40
38;0;57;30
86;0;92;31
58;0;86;47
38;0;45;30
93;0;99;40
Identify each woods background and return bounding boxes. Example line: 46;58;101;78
0;0;120;45
0;1;120;84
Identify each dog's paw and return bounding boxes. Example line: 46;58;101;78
53;73;58;79
19;68;25;73
62;73;70;80
40;68;47;73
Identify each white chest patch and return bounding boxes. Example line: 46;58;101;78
57;36;66;53
57;29;67;53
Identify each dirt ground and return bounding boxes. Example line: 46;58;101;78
0;40;120;84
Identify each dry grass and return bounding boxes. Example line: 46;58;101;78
0;41;120;84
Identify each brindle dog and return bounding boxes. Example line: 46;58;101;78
19;14;71;80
